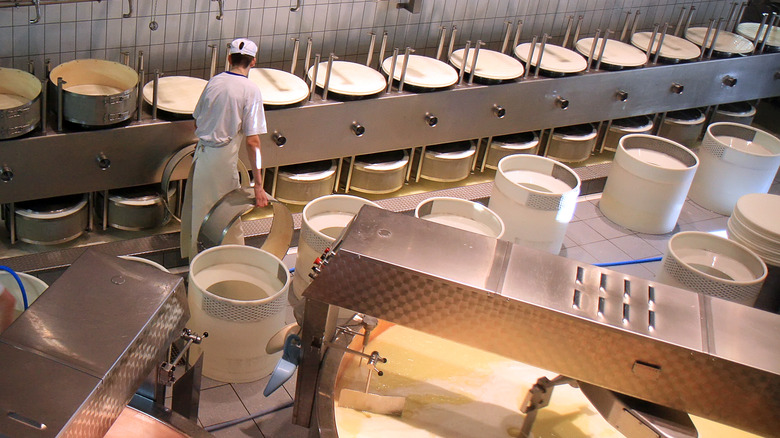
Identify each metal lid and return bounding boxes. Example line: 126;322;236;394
610;115;654;131
665;108;705;124
279;160;337;181
553;123;597;140
355;150;409;171
15;194;88;219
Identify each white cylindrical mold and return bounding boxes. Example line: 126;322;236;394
483;131;539;170
599;134;699;234
349;151;409;194
657;231;767;306
602;115;654;151
420;141;477;182
274;160;337;205
488;155;580;254
0;272;48;325
546;123;597;163
187;245;289;383
293;195;380;300
658;108;706;148
710;101;756;126
415;197;505;239
688;122;780;215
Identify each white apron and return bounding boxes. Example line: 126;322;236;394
181;135;245;259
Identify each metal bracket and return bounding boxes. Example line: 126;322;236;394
123;0;133;18
212;0;223;20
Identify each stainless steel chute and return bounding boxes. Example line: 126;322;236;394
293;206;779;437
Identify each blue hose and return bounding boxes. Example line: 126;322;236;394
0;266;28;309
594;256;662;268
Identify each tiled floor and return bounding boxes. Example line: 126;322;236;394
195;171;780;437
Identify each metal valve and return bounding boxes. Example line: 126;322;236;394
671;83;684;94
0;166;13;183
616;90;629;102
555;96;569;110
424;113;438;127
351;122;365;137
96;153;111;170
722;75;737;87
272;131;287;146
493;104;506;118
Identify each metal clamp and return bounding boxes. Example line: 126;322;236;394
160;329;208;384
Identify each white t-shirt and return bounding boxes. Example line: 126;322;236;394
193;71;267;147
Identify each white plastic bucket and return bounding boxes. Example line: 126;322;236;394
488;155;580;254
293;195;380;300
0;271;48;323
656;231;767;306
119;255;169;272
599;134;699;234
688;122;780;215
415;197;505;239
187;245;289;383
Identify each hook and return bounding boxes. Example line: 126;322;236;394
291;0;301;12
123;0;133;18
29;0;41;24
213;0;223;20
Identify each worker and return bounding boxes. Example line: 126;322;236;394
0;287;15;333
181;38;269;259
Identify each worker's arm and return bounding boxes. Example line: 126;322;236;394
246;134;268;208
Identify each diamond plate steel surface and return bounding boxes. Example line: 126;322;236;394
300;206;780;436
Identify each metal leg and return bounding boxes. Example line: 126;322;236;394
541;128;554;158
415;146;427;182
270;167;279;198
470;138;481;172
479;137;492;173
102;190;109;231
654;112;668;136
334;157;344;192
597;120;612;154
344;156;356;193
404;149;415;182
9;203;16;245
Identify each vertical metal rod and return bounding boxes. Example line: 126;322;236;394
597;120;612;154
436;26;447;60
619;11;632;41
758;14;778;54
366;32;376;67
44;58;51;77
404;149;415;182
378;31;388;70
309;54;320;101
448;25;458;58
563;16;574;47
501;21;513;54
468;40;483;85
415;145;427;182
8;203;16;245
683;6;696;37
137;50;145;74
56;77;64;132
513;20;524;50
594;29;612;71
333;157;344;192
535;34;548;78
706;18;725;59
653;23;669;64
152;69;160;119
725;2;739;31
753;13;769;54
542;128;554;158
698;20;715;61
572;15;583;48
224;43;231;71
101;190;109;230
303;37;313;78
290;38;300;74
322;53;337;101
398;47;414;92
733;2;747;32
208;44;217;78
344;156;356;193
458;41;470;85
646;24;660;64
121;51;130;66
270;167;278;198
524;36;537;80
387;48;399;92
40;79;47;134
629;11;641;41
674;7;687;37
27;59;34;75
136;69;143;121
586;29;601;72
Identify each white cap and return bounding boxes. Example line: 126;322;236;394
229;38;258;57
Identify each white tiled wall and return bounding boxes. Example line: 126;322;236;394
1;0;734;80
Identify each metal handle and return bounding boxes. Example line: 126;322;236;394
699;19;716;61
424;113;438;127
303;37;313;79
733;2;747;32
351;122;365;137
273;131;287;146
56;77;65;132
96;153;111;170
555;96;569;110
1;166;13;183
628;10;641;41
152;69;160;119
758;14;779;54
213;0;223;20
671;83;684;94
683;6;696;37
493;104;506;118
513;19;524;50
616;90;629;102
290;0;300;11
29;0;40;24
722;75;737;87
725;2;739;32
754;13;770;55
706;18;726;59
123;0;133;18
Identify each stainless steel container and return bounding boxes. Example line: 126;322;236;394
349;150;409;194
420;141;477;182
0;67;41;140
275;160;337;205
49;59;138;126
483;131;540;169
9;194;88;244
710;101;756;126
99;184;175;231
602;115;654;151
547;123;597;163
658;108;706;148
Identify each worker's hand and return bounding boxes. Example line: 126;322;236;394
254;184;269;208
0;287;17;333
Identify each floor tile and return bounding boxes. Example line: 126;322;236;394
644;261;663;279
685;199;723;220
692;216;729;233
199;384;251;428
253;405;308;438
202;376;232;390
210;422;265;438
584;216;634;240
231;375;303;438
580;240;631;264
610;235;663;259
636;232;673;253
573;200;601;220
605;262;654;280
560;246;598;264
562;236;577;249
282;370;298;399
565;221;605;245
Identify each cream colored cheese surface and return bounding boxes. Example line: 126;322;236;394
334;324;760;438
